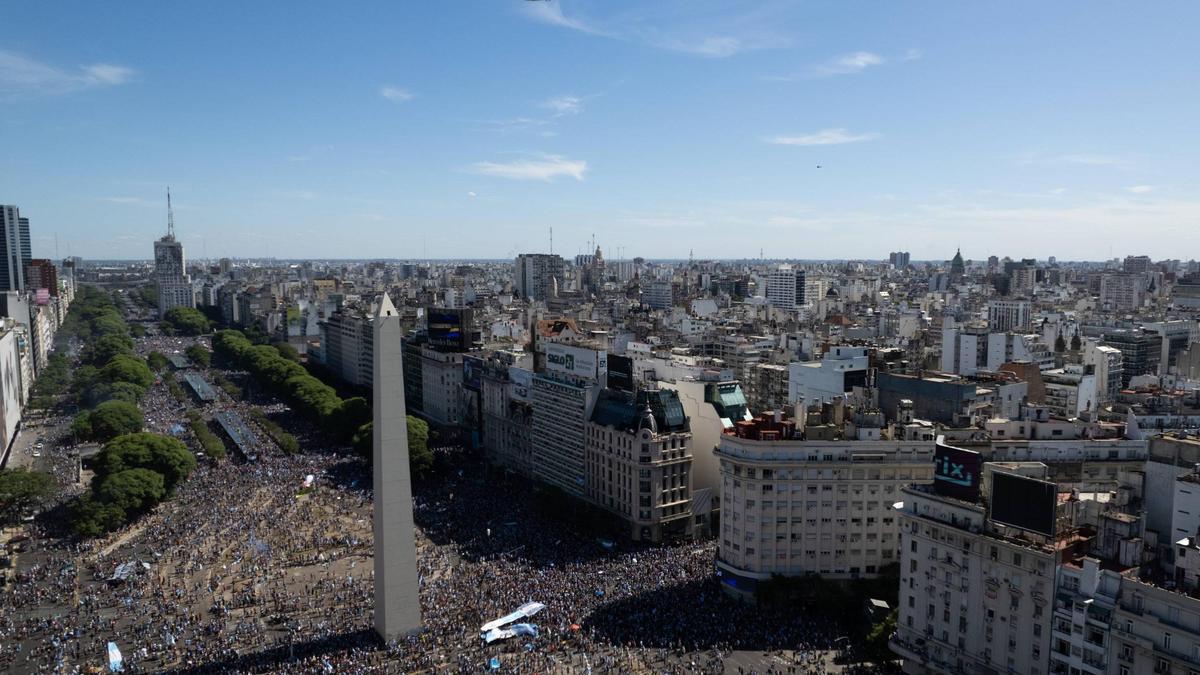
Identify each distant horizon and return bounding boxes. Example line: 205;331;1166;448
78;255;1165;266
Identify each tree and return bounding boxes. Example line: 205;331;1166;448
864;609;898;663
332;397;371;441
71;494;127;537
88;400;145;441
0;468;55;523
71;411;93;439
96;381;147;406
164;307;211;335
96;468;165;517
353;416;433;479
147;351;170;372
100;354;154;390
1071;333;1082;351
272;341;301;362
185;344;211;368
95;433;196;493
1054;332;1067;353
87;334;134;366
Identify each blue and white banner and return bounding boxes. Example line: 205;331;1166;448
107;642;123;672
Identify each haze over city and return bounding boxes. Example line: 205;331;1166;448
4;1;1199;260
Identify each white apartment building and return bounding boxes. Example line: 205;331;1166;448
319;310;374;388
942;327;1053;376
644;280;673;310
1083;340;1124;403
417;345;464;427
788;345;871;405
988;299;1031;332
1099;273;1147;311
891;482;1059;675
715;416;935;597
1042;364;1099;418
765;265;806;309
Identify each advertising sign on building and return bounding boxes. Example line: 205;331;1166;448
427;307;473;352
933;437;982;501
508;367;532;401
990;471;1057;537
544;343;606;380
462;356;483;391
607;354;634;392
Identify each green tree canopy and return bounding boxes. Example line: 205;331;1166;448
88;400;145;441
272;341;301;362
101;354;155;390
353;416;433;480
0;468;56;523
95;433;196;492
87;334;135;366
147;351;170;372
185;343;211;368
96;468;165;517
164;307;212;335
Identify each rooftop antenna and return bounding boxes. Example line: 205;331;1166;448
550;226;554;255
166;186;175;239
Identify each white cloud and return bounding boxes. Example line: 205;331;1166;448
1126;185;1155;194
808;51;884;77
1049;187;1068;195
767;129;881;146
542;95;583;115
470;154;587;182
467;191;477;198
379;86;413;102
0;50;135;99
521;1;608;36
519;2;782;58
903;48;923;61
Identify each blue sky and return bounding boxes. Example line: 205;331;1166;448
2;1;1198;261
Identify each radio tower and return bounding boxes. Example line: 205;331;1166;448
166;187;176;240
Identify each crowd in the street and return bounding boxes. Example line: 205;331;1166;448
0;329;871;674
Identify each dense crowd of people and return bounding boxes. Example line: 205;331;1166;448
0;329;876;674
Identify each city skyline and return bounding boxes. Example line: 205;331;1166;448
3;1;1199;260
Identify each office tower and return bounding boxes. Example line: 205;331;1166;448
889;251;911;269
1099;273;1147;311
372;293;422;641
24;259;58;296
0;205;31;292
765;265;806;309
643;280;673;309
154;190;195;317
513;253;565;302
987;299;1031;332
1123;255;1152;274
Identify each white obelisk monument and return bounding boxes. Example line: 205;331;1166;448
373;293;422;640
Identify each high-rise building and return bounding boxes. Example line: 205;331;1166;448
0;205;32;292
513;253;565;302
889;251;911;269
987;299;1031;332
154;190;194;318
24;259;57;296
765;265;806;309
1099;273;1147;311
643;280;673;309
1123;255;1152;274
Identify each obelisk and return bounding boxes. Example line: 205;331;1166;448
373;293;422;640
